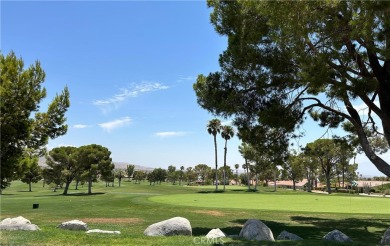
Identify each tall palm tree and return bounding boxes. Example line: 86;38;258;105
221;125;234;191
207;119;221;191
179;165;185;185
239;143;251;191
234;163;239;185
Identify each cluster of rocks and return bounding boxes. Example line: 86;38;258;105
142;217;390;245
1;216;390;245
0;217;120;234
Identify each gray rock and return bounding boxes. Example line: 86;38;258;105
205;228;226;239
0;216;40;231
144;217;192;236
276;230;303;241
57;220;88;231
239;219;275;241
323;229;352;242
380;227;390;245
86;229;121;234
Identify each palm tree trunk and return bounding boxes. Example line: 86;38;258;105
245;159;250;191
223;140;227;191
214;135;218;191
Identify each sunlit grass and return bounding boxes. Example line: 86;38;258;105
1;180;389;245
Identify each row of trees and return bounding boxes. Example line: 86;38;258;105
44;144;114;195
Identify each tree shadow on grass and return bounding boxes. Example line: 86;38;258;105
290;216;389;243
33;192;106;197
63;192;105;196
197;190;226;194
194;217;387;245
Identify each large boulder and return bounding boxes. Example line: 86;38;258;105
0;216;40;231
239;219;275;241
277;230;303;241
205;228;226;239
144;217;192;236
323;229;352;242
86;229;121;234
380;227;390;245
0;216;31;225
57;220;88;231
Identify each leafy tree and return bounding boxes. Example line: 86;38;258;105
114;169;125;187
194;164;212;185
282;152;306;191
154;168;167;184
305;139;353;194
77;144;114;194
126;165;135;181
185;167;197;184
193;0;390;177
46;146;80;195
221;125;235;190
133;170;147;184
0;51;70;191
207;119;222;190
239;143;252;190
18;150;42;192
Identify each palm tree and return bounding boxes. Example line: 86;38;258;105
234;164;239;185
207;119;221;191
179;166;185;185
221;125;234;191
239;143;251;191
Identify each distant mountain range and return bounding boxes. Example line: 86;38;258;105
38;157;155;172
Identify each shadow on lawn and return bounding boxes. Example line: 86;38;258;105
290;216;389;242
194;217;388;245
33;192;106;197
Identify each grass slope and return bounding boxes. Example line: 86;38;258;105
1;181;389;245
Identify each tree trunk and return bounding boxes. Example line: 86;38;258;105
63;181;71;195
118;178;121;187
293;180;296;191
326;173;332;194
254;173;258;191
29;182;32;192
274;170;277;192
223;140;227;191
214;135;218;191
88;176;92;194
344;98;390;177
246;159;250;191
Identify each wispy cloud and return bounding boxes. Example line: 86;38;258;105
73;124;91;129
177;75;196;83
93;82;169;107
99;117;132;132
155;131;189;138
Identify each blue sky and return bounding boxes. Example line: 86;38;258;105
2;1;387;176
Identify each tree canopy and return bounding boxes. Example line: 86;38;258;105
194;0;390;176
1;51;70;190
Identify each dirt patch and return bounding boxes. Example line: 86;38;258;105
193;210;227;217
80;218;144;224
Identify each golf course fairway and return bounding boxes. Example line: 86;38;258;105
149;192;390;214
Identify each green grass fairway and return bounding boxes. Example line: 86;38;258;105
1;181;389;245
150;192;390;214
